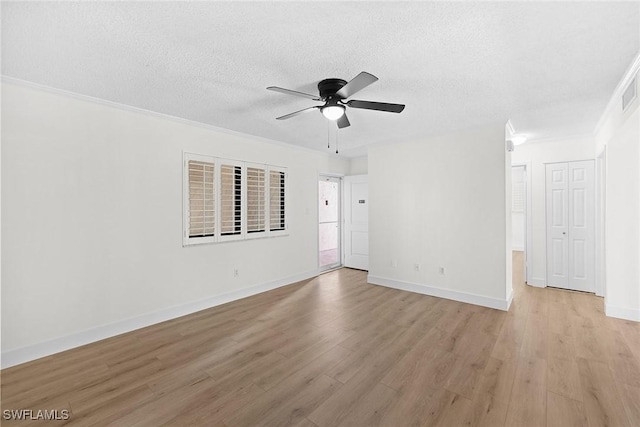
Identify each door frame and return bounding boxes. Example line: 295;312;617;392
512;162;532;285
318;173;343;271
595;149;606;297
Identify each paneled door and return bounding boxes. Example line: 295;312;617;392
546;160;595;292
343;175;369;270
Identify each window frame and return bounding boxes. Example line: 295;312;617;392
183;152;288;246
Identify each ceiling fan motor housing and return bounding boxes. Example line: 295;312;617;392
318;78;347;100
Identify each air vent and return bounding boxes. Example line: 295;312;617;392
622;76;637;111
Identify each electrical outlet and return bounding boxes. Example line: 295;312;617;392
414;263;420;272
391;259;397;268
234;269;239;277
439;266;445;275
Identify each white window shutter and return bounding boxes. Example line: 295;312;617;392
269;169;286;232
188;160;215;238
247;166;266;234
220;163;243;236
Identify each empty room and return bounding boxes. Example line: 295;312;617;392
2;1;640;426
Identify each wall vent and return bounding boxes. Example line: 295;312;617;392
622;75;637;112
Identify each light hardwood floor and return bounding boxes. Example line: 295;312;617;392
2;252;639;426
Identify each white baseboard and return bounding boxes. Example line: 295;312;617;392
367;275;511;311
527;277;546;288
605;303;640;322
1;269;319;369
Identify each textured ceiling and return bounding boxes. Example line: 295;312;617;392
2;1;639;157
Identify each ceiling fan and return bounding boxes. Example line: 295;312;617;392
267;71;405;129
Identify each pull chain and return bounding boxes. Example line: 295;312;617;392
335;129;339;154
327;121;330;148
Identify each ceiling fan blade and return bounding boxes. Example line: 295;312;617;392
336;72;378;99
267;86;321;101
347;99;405;113
337;112;350;129
276;106;320;120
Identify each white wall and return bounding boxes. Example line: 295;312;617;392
595;64;640;321
349;156;368;175
1;82;350;364
368;124;512;310
511;166;525;251
511;136;596;286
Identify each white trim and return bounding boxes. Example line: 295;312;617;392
527;277;547;288
594;51;640;136
595;149;606;297
1;76;341;159
1;269;320;369
605;303;640;322
367;275;512;311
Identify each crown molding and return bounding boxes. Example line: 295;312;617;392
1;75;345;159
593;51;640;137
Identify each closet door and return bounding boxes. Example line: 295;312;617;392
545;160;595;292
546;163;569;288
568;160;595;292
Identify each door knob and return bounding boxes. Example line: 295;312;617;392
562;232;566;235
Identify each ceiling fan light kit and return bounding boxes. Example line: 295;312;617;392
267;71;405;130
321;104;345;120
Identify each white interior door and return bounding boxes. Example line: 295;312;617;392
568;160;595;292
546;163;569;288
343;175;369;270
546;160;595;292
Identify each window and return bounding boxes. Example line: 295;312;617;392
183;153;287;245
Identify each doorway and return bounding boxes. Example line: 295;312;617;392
512;163;531;285
319;176;341;270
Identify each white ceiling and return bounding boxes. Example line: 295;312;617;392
2;1;639;157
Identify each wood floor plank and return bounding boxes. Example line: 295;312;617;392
576;357;631;427
476;357;517;403
159;383;264;427
222;345;351;427
546;391;587;427
463;391;509;427
378;384;460;427
334;382;398;427
504;356;547;427
548;331;577;360
618;382;640;426
547;356;583;402
606;330;640;388
520;316;548;360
